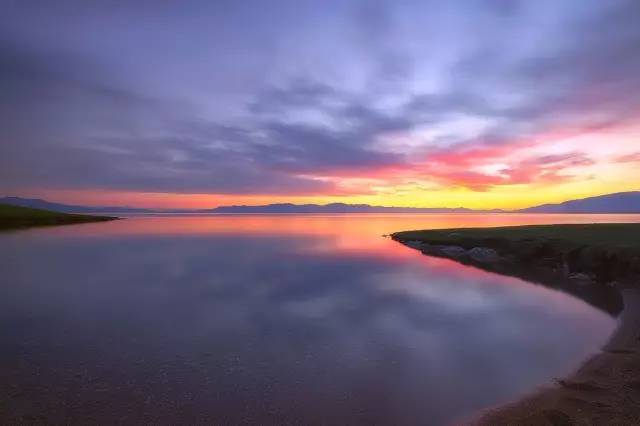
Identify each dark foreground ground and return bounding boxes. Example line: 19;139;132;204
0;203;117;230
393;223;640;425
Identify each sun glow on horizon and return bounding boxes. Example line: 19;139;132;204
11;120;639;210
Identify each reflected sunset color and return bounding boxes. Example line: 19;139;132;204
0;214;624;424
31;212;640;236
31;212;640;256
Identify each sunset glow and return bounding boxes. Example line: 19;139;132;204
1;1;639;209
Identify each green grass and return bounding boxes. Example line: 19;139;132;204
0;203;117;231
393;223;640;250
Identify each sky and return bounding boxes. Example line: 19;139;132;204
1;0;639;209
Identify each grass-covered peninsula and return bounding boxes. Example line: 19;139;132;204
393;223;640;314
392;223;640;425
0;203;117;231
394;223;640;249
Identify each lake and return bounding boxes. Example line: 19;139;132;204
2;214;638;425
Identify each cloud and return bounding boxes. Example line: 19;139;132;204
0;41;333;194
1;0;639;198
0;43;400;195
412;137;599;190
615;152;640;163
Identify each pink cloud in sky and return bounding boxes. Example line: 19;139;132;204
615;152;640;163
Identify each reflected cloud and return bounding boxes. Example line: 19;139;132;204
0;215;617;424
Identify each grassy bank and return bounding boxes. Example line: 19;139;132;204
393;223;640;314
392;223;640;425
0;203;118;231
393;223;640;251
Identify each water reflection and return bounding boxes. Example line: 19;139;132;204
1;214;630;425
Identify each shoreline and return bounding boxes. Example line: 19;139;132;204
474;288;640;426
392;224;640;425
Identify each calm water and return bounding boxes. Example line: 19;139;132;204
2;214;638;425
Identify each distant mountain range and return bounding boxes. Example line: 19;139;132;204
2;191;639;214
0;197;497;214
208;203;496;214
519;191;640;213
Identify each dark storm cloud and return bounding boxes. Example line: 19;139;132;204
1;0;639;195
